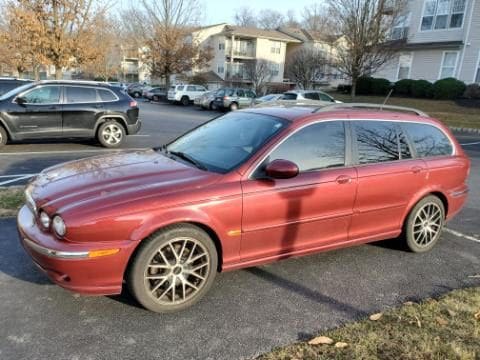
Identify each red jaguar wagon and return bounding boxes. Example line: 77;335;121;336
17;104;470;312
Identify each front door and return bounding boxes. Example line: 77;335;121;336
240;121;358;262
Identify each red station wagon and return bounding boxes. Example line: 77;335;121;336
17;103;470;312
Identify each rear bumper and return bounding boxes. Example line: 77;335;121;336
17;205;136;296
446;186;469;221
127;119;141;135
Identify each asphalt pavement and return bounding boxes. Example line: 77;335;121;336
0;101;479;359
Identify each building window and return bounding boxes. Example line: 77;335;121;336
219;43;225;50
217;65;224;74
270;63;280;76
421;0;466;31
475;51;480;83
391;12;410;40
397;53;412;80
270;41;281;54
439;51;458;79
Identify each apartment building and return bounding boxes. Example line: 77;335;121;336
375;0;480;84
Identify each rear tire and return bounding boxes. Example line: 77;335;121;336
97;120;125;148
208;102;214;110
127;224;218;313
229;102;238;111
404;195;445;253
133;92;141;98
153;95;160;102
0;126;7;147
181;96;190;106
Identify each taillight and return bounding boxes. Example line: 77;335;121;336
223;96;229;100
130;101;138;107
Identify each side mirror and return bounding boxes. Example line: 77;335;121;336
265;159;299;180
15;97;27;105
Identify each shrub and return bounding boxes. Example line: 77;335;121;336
411;79;433;98
337;84;352;94
394;79;415;96
370;78;392;95
355;76;373;95
463;84;480;99
432;77;466;99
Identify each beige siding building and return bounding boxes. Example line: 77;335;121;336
375;0;480;84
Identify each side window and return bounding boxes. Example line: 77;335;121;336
236;89;245;97
398;127;412;159
98;89;116;102
281;93;297;100
268;121;345;172
197;86;206;92
65;87;97;103
177;85;184;91
246;91;255;98
187;85;196;91
23;86;61;104
304;92;320;100
319;93;334;102
354;121;399;164
402;123;453;157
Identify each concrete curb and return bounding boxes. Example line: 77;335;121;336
449;126;480;134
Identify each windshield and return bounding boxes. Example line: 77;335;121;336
0;83;35;101
166;112;289;173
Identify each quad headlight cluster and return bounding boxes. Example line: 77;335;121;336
39;211;66;237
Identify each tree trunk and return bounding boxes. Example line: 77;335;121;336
55;66;62;80
34;65;40;81
350;77;357;100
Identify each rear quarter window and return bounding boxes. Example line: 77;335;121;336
98;89;116;102
402;123;453;157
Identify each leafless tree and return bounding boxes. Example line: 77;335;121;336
286;47;328;89
285;9;300;27
244;59;274;95
233;6;257;27
327;0;407;97
257;10;285;29
301;3;333;33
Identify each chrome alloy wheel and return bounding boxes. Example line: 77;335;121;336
412;202;443;247
144;237;210;305
101;124;123;145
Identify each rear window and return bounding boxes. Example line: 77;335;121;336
66;87;97;103
282;93;297;100
402;123;453;157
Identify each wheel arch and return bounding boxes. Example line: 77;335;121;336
0;118;12;140
95;115;129;135
403;188;449;227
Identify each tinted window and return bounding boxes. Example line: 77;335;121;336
236;89;245;97
23;86;60;104
282;93;297;100
246;91;256;98
402;123;453;157
187;85;196;91
319;93;333;102
304;92;320;100
66;87;97;103
98;89;116;102
398;127;412;159
354;121;399;164
268;121;345;172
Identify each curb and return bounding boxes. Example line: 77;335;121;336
449;126;480;134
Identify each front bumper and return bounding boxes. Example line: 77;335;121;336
17;205;136;295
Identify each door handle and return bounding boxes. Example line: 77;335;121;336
411;166;424;174
336;175;352;184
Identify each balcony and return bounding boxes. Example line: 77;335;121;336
390;26;409;41
225;40;256;58
226;63;250;81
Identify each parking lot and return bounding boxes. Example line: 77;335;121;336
0;101;479;360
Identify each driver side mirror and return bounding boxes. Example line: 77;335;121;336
15;97;27;105
265;159;299;179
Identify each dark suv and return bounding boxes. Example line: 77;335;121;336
0;78;33;96
0;81;140;148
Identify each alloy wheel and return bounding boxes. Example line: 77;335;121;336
144;237;210;305
412;202;443;247
102;124;123;145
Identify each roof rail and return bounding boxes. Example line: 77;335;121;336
313;103;429;117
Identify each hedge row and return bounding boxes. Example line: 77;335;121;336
340;76;474;100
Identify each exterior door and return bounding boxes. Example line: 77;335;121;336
241;121;358;262
9;85;62;138
349;120;428;240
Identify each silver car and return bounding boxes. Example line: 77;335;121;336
194;91;217;110
253;94;283;105
281;90;342;103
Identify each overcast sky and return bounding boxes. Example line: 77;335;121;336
202;0;316;25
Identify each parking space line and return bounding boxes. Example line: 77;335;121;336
0;148;147;156
0;175;36;186
444;228;480;243
460;141;480;146
0;174;37;179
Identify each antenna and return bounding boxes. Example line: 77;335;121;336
381;89;394;110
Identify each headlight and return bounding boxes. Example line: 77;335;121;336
52;216;66;237
39;212;51;229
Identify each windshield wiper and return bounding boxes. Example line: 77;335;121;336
168;150;208;171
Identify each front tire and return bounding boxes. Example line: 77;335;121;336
229;102;238;111
0;126;7;147
404;195;445;253
127;224;218;313
97;120;125;148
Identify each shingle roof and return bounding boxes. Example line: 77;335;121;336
277;27;341;43
222;25;301;43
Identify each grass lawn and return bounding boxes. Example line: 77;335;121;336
258;287;480;360
334;94;480;129
0;186;24;217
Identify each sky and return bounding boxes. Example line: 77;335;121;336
202;0;316;25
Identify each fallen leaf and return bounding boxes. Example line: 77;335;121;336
447;309;457;317
335;342;348;348
436;317;448;326
468;274;480;278
308;336;334;345
415;315;422;328
370;313;383;321
474;311;480;320
404;301;414;306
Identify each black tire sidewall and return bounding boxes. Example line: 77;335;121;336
0;127;7;146
181;96;189;106
97;120;125;148
405;195;445;253
128;224;218;313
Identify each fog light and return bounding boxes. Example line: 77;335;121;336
53;216;66;237
39;212;51;229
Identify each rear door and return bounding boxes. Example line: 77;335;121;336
349;120;427;241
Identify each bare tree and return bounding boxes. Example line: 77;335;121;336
257;10;285;29
233;6;257;27
244;59;274;95
302;3;333;33
327;0;407;97
285;9;300;27
286;47;328;89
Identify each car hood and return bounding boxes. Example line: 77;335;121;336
30;149;221;214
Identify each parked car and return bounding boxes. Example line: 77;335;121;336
212;87;256;111
193;90;217;110
253;93;283;105
145;87;167;102
0;80;140;148
109;82;128;91
0;77;33;96
281;90;342;103
168;84;207;106
17;103;470;313
127;84;145;98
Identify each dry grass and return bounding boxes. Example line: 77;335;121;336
334;94;480;129
258;287;480;360
0;186;24;217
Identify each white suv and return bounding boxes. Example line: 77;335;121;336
167;84;207;106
